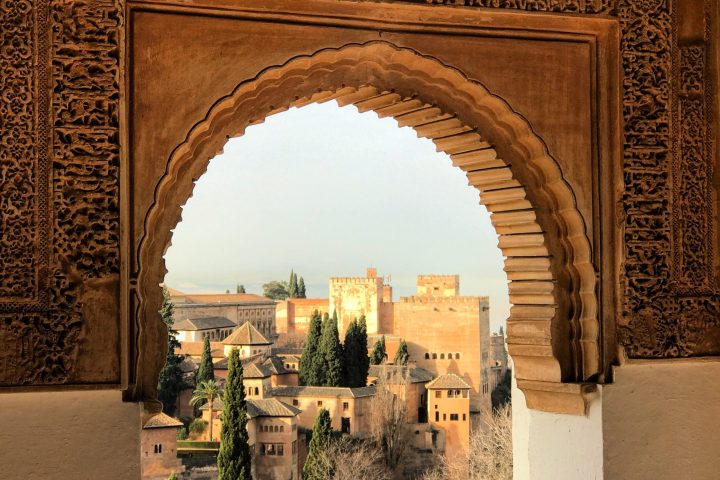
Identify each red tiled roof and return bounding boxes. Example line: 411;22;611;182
223;322;271;346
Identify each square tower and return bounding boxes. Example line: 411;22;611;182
416;275;460;297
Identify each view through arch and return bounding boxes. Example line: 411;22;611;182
133;42;597;416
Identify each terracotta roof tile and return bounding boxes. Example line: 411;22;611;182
425;373;471;390
271;385;376;398
177;341;224;358
173;316;236;331
246;399;302;418
223;322;271;346
369;365;435;384
143;413;183;429
176;293;275;304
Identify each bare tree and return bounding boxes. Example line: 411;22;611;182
314;436;391;480
369;365;412;472
419;404;512;480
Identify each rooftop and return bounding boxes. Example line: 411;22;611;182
263;356;294;375
223;322;271;346
425;373;472;390
177;341;224;358
171;291;275;305
143;412;183;429
247;398;302;418
244;362;272;379
173;316;236;331
368;365;435;384
271;385;376;398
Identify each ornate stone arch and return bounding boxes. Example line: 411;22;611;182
132;41;598;414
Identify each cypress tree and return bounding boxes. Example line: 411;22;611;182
370;335;388;365
157;287;185;415
217;348;252;480
303;409;333;480
298;277;307;298
300;311;323;386
394;339;409;366
236;283;246;294
357;315;370;386
342;319;360;387
194;335;215;415
288;270;297;298
320;312;344;387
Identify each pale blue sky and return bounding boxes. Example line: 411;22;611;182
164;101;509;333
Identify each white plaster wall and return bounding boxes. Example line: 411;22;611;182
603;360;720;480
512;374;604;480
0;390;141;479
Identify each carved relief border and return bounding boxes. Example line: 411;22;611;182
133;42;597;413
0;0;123;386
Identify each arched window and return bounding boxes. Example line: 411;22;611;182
432;353;437;360
440;354;445;360
455;353;460;360
424;353;430;359
255;387;259;396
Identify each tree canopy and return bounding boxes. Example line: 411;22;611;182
300;311;323;386
298;276;307;298
303;409;334;480
194;335;215;416
262;280;290;300
370;335;388;365
394;340;409;366
236;283;246;294
157;287;185;416
319;312;344;387
343;318;370;387
217;348;252;480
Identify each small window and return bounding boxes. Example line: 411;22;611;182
440;353;445;359
435;390;441;398
293;399;299;406
435;411;439;422
317;401;323;407
292;424;297;431
292;440;297;454
280;426;284;432
462;390;468;398
463;414;466;421
153;444;162;454
255;387;259;396
424;353;430;359
277;444;284;456
343;402;349;411
432;353;437;359
450;414;459;421
455;353;460;359
274;425;279;433
443;414;446;421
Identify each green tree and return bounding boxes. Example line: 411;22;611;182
357;316;370;386
298;276;307;298
300;311;323;386
303;409;333;480
217;348;252;480
394;339;409;366
262;280;290;300
343;319;369;387
288;270;298;298
168;473;178;480
194;335;215;416
157;287;185;415
236;283;246;294
370;335;388;365
319;312;344;387
189;379;222;441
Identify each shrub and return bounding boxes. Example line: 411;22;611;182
189;418;208;434
176;426;188;440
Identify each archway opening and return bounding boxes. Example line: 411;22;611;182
156;97;513;478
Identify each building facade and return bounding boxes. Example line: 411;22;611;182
141;413;185;480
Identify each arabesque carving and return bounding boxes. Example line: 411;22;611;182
0;0;122;386
134;42;597;412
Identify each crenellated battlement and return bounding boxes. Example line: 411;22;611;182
330;277;381;285
398;295;489;304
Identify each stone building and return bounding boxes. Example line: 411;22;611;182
368;364;434;423
5;3;720;479
283;269;493;412
270;385;376;435
170;290;278;340
275;298;329;335
222;322;272;358
141;413;185;479
173;315;236;342
426;374;472;459
247;398;303;480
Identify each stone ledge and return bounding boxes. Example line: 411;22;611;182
517;379;597;415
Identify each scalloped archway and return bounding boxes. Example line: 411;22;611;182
134;41;598;414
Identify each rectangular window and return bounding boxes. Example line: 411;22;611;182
462;390;468;398
435;411;439;422
260;444;266;456
343;402;349;411
463;414;466;421
317;401;323;407
277;444;284;456
443;414;446;421
450;414;459;421
293;399;299;406
434;391;441;399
